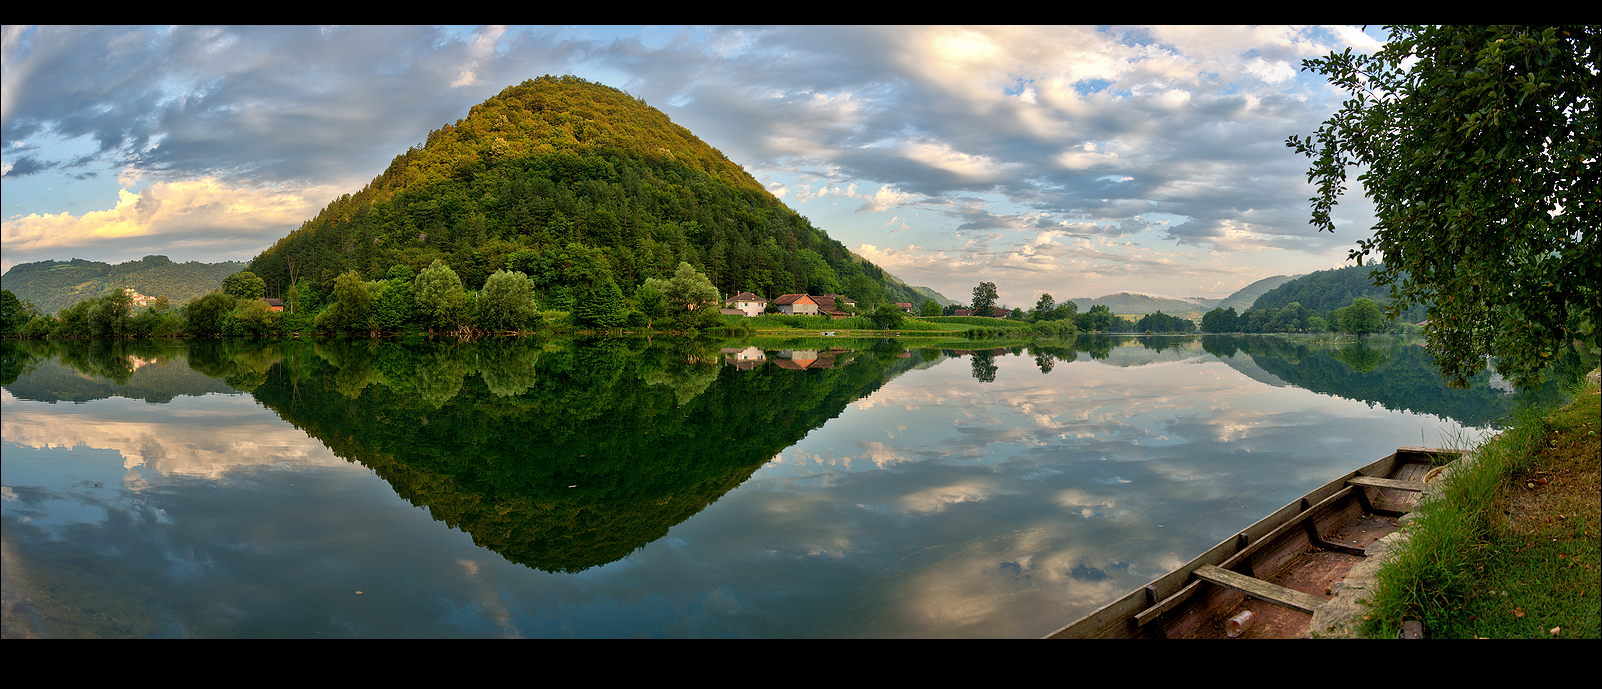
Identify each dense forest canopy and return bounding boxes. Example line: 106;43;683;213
247;75;935;311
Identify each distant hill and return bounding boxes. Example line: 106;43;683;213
246;75;946;309
1218;274;1295;312
1067;292;1217;317
1248;264;1427;321
1;255;246;315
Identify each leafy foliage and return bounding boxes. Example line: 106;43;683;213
971;282;998;318
477;269;540;332
1288;26;1599;387
222;271;266;301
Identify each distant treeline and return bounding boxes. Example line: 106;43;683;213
1198;264;1427;335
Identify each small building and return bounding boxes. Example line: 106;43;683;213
810;294;854;319
123;288;154;308
725;291;768;317
264;298;285;313
773;294;820;316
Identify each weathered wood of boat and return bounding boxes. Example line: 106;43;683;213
1045;446;1461;639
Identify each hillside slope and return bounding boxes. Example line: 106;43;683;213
1250;264;1427;322
247;75;943;308
1;255;245;315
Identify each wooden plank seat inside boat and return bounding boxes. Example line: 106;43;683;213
1046;447;1460;639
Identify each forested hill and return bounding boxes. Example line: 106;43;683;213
247;75;941;308
1249;264;1428;322
1;255;246;315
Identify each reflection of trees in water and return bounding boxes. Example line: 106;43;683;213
1206;335;1573;428
237;337;933;573
2;339;239;402
970;350;998;383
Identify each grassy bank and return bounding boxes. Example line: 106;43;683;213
1361;370;1600;638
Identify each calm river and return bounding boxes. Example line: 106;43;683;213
0;335;1566;637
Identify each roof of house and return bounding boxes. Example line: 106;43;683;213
728;291;767;303
811;294;849;315
773;294;819;305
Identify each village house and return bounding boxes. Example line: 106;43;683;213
810;294;855;319
122;287;155;308
772;294;820;316
725;291;768;317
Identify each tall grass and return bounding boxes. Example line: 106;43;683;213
1361;402;1555;636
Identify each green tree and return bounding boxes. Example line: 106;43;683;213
413;259;467;333
971;282;998;318
920;299;942;317
635;281;668;329
478;269;540;332
869;303;906;330
1078;304;1115;333
186;292;236;337
1;290;37;336
573;276;630;330
1030;293;1056;322
1341;298;1386;337
655;262;721;331
316;270;374;333
1288;25;1598;387
222;271;266;301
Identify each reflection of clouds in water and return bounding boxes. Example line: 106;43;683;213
897;478;1004;514
1;392;346;479
1053;488;1118;518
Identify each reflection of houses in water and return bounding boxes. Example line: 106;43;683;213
773;348;853;370
720;346;768;370
719;347;856;371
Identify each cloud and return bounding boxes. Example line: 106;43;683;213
2;175;337;261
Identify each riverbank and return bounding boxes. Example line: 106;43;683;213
1329;369;1600;639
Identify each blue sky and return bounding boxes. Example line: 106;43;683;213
2;25;1390;306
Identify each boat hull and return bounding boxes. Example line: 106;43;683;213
1045;447;1457;639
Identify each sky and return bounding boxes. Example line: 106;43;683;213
2;25;1391;307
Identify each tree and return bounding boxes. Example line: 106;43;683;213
413;259;467;332
869;303;906;330
1341;298;1386;337
971;282;998;318
222;271;266;301
635;281;668;329
316;270;373;333
920;299;942;317
1031;293;1056;322
655;262;721;331
1288;25;1598;388
185;292;236;337
1;290;38;337
478;269;539;332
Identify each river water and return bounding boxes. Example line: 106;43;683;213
0;335;1564;637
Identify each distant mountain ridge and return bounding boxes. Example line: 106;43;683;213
1;255;246;315
1065;275;1297;318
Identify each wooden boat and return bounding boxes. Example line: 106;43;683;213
1045;446;1461;639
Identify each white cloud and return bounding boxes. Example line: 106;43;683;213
2;175;337;257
